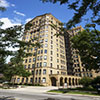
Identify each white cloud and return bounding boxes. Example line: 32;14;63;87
14;10;26;17
11;17;22;24
25;18;32;23
0;0;9;7
0;17;21;29
11;4;15;7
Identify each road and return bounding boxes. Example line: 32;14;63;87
0;87;100;100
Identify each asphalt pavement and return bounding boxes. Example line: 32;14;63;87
0;86;100;100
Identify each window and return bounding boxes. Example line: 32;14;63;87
22;78;24;83
33;58;35;62
29;58;31;63
90;73;92;77
26;78;28;83
37;63;39;67
38;50;40;54
57;54;59;57
35;47;37;51
51;45;53;49
51;28;53;30
57;59;59;63
35;78;37;83
51;32;53;35
30;78;33;83
41;50;43;54
57;71;59;74
50;70;52;74
45;26;48;28
36;70;38;75
87;73;89;77
36;21;38;23
39;77;41;83
51;36;53;39
45;34;48;37
75;69;77;72
51;40;53;44
40;62;42;67
45;30;48;32
50;57;53;61
32;70;34;74
33;52;36;56
45;39;48;42
43;69;46;74
40;56;43;60
78;69;80;72
45;44;48;47
28;64;30;68
17;78;20;83
32;64;35;68
43;77;46;83
41;44;43;48
50;63;53;67
43;62;47;67
39;69;41;75
31;48;33;51
51;51;53;55
25;59;27;63
24;65;26;69
44;50;47;53
37;56;39;60
44;55;47;60
57;65;59;69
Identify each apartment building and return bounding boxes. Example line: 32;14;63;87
65;26;99;78
13;14;84;86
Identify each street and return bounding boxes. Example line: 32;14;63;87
0;87;100;100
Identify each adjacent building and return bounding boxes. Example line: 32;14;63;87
65;26;99;78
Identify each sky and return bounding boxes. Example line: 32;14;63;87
0;0;84;28
0;0;99;30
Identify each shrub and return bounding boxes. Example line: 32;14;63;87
79;77;92;88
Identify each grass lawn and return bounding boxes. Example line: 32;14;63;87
48;88;100;96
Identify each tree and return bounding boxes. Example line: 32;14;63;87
79;77;92;88
42;0;100;29
92;76;100;85
0;23;41;82
0;5;40;82
71;29;100;70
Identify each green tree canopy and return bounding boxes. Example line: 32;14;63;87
92;76;100;85
0;4;40;82
79;77;92;88
42;0;100;29
71;29;100;70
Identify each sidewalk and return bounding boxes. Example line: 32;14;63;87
4;86;58;93
47;91;100;98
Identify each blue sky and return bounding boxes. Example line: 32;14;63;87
0;0;78;28
0;0;99;29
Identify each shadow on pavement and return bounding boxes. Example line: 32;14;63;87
0;96;15;100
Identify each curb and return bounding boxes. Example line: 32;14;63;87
46;92;100;98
